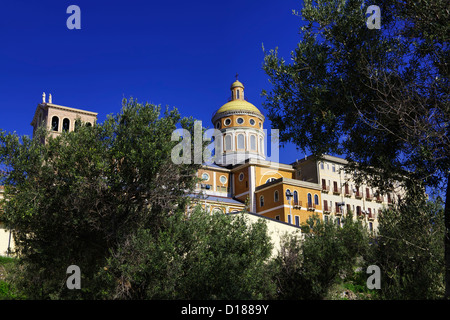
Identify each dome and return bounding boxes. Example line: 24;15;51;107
231;80;244;89
216;99;262;115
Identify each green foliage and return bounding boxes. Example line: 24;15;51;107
263;0;449;297
370;196;445;299
0;257;25;300
0;99;202;299
262;0;449;191
270;214;371;299
102;208;276;300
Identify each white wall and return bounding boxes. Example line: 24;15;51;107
235;212;302;257
0;226;13;256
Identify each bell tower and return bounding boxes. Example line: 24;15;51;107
31;92;98;139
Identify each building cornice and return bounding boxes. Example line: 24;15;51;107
255;177;321;193
212;110;265;123
231;158;294;172
31;103;98;126
293;154;348;166
200;164;231;173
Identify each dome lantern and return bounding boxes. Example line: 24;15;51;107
230;75;245;101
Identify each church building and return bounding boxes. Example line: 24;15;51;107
1;77;403;255
190;78;400;231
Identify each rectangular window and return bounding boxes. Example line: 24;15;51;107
225;135;232;150
288;215;292;224
295;216;300;226
250;135;256;150
237;134;245;149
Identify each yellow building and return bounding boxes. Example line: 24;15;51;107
190;79;323;228
0;78;399;256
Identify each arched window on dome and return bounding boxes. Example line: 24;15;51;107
237;90;240;99
237;134;245;149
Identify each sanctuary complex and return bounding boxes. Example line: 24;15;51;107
188;79;400;232
0;77;403;255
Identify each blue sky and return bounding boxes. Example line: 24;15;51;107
0;0;308;164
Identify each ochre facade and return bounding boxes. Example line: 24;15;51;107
191;79;326;228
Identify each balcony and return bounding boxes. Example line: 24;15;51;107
293;200;302;209
333;186;341;195
321;185;330;192
368;212;375;220
366;193;373;201
344;188;352;197
355;190;363;199
307;202;316;211
356;206;363;218
375;194;383;202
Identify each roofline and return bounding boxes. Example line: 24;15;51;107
255;177;321;193
31;103;98;126
45;103;98;116
211;109;265;123
227;210;303;230
230;158;294;172
188;193;245;206
293;154;348;166
200;164;231;173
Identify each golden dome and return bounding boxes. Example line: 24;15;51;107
231;80;244;89
216;99;262;115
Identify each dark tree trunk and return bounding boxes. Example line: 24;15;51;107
445;175;450;299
